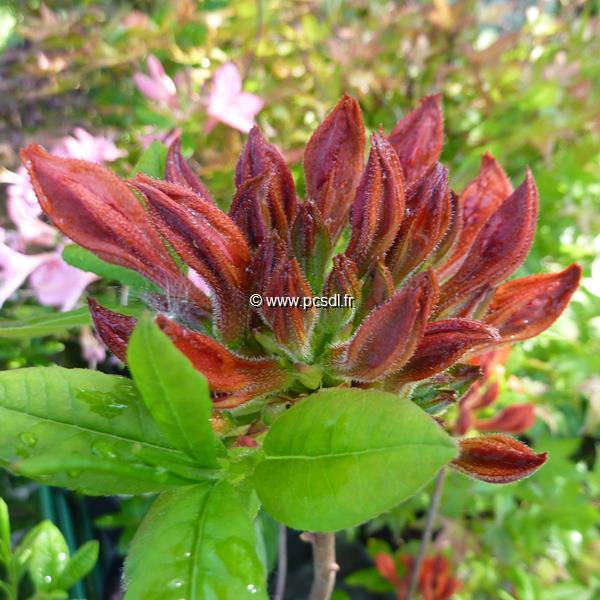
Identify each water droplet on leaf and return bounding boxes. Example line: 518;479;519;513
19;432;38;448
168;578;184;590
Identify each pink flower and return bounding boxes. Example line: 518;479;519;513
1;167;56;245
55;128;127;164
206;63;263;133
79;326;107;367
133;55;178;109
28;252;99;312
0;231;54;307
0;233;97;311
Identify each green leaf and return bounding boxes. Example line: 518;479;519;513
14;523;41;577
62;245;158;292
131;141;167;177
26;521;69;592
0;497;9;549
254;388;457;531
0;367;207;494
127;317;224;466
345;568;395;594
54;540;98;592
0;308;91;339
124;481;267;600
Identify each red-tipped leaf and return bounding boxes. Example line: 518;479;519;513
157;316;290;408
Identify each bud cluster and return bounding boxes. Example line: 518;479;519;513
21;93;581;483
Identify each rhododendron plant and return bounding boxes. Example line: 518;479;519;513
0;95;580;599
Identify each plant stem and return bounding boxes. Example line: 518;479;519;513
274;525;288;600
308;532;338;600
407;468;447;600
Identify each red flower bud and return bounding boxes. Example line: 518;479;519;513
432;190;461;268
376;552;460;600
88;299;136;362
132;176;251;342
359;259;395;318
392;319;500;384
463;380;501;414
331;270;437;382
451;434;547;483
20;145;200;304
374;553;401;588
387;94;443;188
260;256;316;358
235;126;297;230
438;170;539;312
437;153;512;281
419;555;461;600
476;403;536;434
229;171;274;248
304;94;365;239
346;133;405;275
250;231;288;295
483;263;581;343
165;136;214;203
447;285;495;320
317;254;360;335
387;163;450;285
157;315;290;408
290;201;332;293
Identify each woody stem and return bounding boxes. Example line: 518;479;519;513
307;532;338;600
273;525;288;600
407;467;447;600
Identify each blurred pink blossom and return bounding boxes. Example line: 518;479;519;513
0;167;55;245
55;127;127;164
0;232;54;307
206;63;263;133
133;55;178;109
29;252;99;311
79;326;107;368
121;11;151;30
